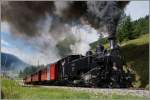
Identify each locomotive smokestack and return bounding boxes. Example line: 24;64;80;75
108;35;116;49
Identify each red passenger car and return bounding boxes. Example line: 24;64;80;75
50;64;55;80
32;72;39;82
24;75;32;84
41;68;48;81
23;62;59;84
50;63;59;80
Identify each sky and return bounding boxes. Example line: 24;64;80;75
1;1;149;65
125;1;149;21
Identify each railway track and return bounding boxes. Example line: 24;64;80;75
22;84;149;97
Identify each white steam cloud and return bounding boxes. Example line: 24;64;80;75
70;25;99;55
1;15;100;66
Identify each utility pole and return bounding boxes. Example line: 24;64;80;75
37;59;39;67
4;54;7;77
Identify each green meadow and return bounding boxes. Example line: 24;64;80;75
1;77;149;100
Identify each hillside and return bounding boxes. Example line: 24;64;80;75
90;34;149;88
1;52;29;76
120;34;149;88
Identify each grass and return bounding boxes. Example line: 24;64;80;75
1;77;149;100
120;34;149;88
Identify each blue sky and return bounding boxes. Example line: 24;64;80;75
1;1;149;65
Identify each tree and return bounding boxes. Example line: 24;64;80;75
117;15;134;42
132;15;149;35
117;15;149;43
19;70;23;77
19;66;38;78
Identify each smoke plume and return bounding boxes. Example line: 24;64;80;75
1;1;54;36
1;1;129;65
2;1;129;36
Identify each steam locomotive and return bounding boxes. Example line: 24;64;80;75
23;38;134;88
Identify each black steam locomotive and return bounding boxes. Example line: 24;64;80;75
24;38;134;88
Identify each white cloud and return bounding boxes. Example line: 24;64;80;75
1;22;11;33
1;46;60;66
1;39;9;46
125;1;149;21
1;17;61;66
